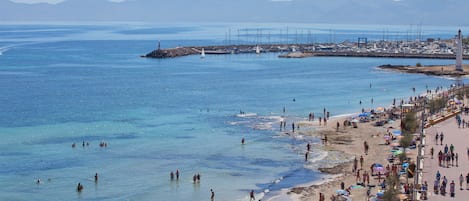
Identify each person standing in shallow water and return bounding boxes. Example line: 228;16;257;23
77;183;83;192
250;190;255;201
210;189;215;201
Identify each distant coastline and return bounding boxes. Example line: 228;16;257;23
143;35;469;61
378;64;469;77
142;44;469;60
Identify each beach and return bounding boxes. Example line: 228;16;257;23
1;23;468;201
279;112;398;201
280;86;469;201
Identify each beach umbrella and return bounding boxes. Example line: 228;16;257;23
392;130;401;136
373;166;386;174
402;162;409;168
377;191;385;197
375;107;385;113
358;112;370;117
392;150;403;156
335;189;349;196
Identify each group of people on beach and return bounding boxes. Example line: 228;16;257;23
433;170;457;197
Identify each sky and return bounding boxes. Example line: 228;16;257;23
1;0;468;26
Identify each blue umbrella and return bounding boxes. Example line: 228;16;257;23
373;163;383;168
358;112;370;117
335;189;349;195
392;130;402;135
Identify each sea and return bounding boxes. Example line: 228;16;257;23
0;22;467;201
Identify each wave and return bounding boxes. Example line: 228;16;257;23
235;112;257;118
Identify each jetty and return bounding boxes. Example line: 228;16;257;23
143;35;469;60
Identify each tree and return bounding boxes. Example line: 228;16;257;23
402;111;418;135
382;175;400;201
428;97;448;115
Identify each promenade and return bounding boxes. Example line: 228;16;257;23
422;107;469;200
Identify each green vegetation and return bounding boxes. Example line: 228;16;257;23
382;175;400;201
428;96;448;115
402;111;418;135
415;62;422;67
399;111;417;164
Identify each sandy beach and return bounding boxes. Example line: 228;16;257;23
281;86;468;201
281;112;400;201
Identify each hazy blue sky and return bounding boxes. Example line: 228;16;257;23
1;0;468;26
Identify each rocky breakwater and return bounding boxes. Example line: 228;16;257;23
378;64;469;77
142;47;198;58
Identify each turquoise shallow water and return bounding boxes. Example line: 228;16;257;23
0;23;467;201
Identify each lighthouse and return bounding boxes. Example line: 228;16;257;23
456;30;463;72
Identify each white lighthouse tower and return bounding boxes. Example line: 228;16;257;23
456;29;463;72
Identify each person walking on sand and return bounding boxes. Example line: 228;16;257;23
250;190;255;201
440;132;444;145
210;189;215;201
435;132;439;145
363;141;369;155
460;174;464;190
319;117;322;126
466;173;469;190
336;122;340;132
360;155;364;169
430;147;434;159
450;180;455;197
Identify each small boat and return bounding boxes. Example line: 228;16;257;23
201;48;206;58
255;45;260;54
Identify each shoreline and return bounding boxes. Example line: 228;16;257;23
265;106;401;201
278;85;468;201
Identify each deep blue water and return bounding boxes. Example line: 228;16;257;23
0;23;466;201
